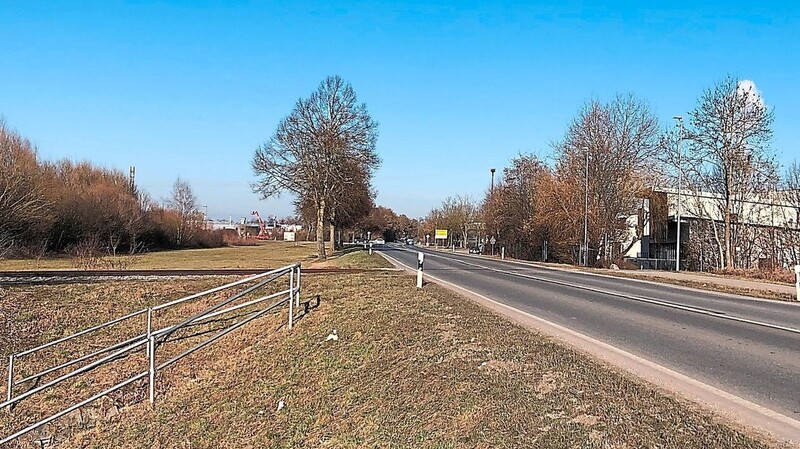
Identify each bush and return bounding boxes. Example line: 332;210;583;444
713;268;795;284
192;229;226;248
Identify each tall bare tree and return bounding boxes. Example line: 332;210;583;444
252;76;380;259
682;76;776;269
779;161;800;265
166;177;198;247
552;94;661;262
0;120;49;256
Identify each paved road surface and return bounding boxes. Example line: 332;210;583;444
380;244;800;423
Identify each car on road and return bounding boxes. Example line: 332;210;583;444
374;238;385;245
469;245;482;254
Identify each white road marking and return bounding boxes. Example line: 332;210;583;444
395;247;800;336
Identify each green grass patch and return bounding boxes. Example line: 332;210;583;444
331;248;394;269
0;241;319;271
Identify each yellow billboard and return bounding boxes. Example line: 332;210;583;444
434;229;448;240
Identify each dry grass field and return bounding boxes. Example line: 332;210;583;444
0;250;778;448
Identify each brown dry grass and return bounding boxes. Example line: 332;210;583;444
0;241;319;271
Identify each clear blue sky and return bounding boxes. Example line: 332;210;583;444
2;1;798;220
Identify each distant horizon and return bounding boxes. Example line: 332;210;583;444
3;1;798;220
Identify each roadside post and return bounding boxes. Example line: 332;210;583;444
369;242;373;255
501;247;505;260
795;265;800;301
417;252;424;288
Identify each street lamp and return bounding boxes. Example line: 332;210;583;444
490;168;496;195
673;116;683;272
583;146;589;266
203;205;208;229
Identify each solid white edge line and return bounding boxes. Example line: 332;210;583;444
378;248;800;443
450;247;799;306
412;247;800;335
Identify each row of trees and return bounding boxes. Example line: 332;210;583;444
0;119;219;259
425;76;798;270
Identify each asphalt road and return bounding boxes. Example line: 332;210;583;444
379;244;800;421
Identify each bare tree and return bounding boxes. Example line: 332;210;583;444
552;94;661;262
0;120;49;256
294;164;374;250
780;161;800;265
252;76;380;259
166;177;199;247
682;76;776;269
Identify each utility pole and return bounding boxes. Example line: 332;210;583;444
583;146;589;267
673;116;684;272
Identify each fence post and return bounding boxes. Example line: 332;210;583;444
146;308;153;359
295;265;301;308
288;268;294;330
6;355;13;410
148;336;156;406
795;265;800;301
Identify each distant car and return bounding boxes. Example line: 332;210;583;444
469;246;482;254
406;238;415;245
374;238;385;245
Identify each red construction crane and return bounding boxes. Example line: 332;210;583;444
251;210;270;240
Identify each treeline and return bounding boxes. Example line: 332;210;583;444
0;120;221;259
424;76;800;270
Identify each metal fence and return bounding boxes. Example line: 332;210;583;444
1;263;301;445
624;257;676;271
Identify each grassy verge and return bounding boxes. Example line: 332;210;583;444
324;247;394;269
597;271;795;302
0;241;319;271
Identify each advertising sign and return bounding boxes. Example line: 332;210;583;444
283;231;296;242
434;229;448;240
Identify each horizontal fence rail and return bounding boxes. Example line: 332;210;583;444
1;263;302;445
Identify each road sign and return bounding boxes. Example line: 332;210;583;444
490;236;496;245
435;229;448;240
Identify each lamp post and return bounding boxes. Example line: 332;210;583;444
673;116;683;272
490;168;496;252
203;205;208;229
583;146;589;266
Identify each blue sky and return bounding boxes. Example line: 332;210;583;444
2;1;798;220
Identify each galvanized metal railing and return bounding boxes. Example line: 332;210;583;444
1;263;301;444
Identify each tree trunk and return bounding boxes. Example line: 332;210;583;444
316;200;327;260
329;222;336;252
724;199;733;269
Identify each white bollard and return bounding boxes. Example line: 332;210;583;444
795;265;800;301
417;252;424;288
369;243;373;255
501;247;505;260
